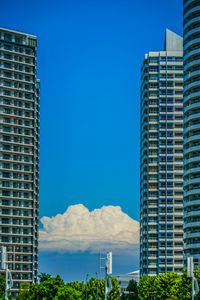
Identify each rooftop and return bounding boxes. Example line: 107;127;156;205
164;29;183;52
0;26;36;39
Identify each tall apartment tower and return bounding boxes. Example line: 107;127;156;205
0;27;40;293
140;29;184;276
183;0;200;265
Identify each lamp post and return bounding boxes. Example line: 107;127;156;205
86;274;89;300
1;246;13;299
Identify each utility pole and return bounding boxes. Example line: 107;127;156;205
105;264;108;300
187;256;199;300
105;252;112;300
5;264;8;300
98;251;113;300
1;246;13;299
192;276;194;300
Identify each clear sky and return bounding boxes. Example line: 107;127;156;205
1;0;183;282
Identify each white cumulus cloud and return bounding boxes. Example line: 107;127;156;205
39;204;139;255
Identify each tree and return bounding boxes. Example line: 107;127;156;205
53;285;82;300
0;275;5;299
17;275;64;300
16;282;31;300
107;277;121;300
0;275;13;300
125;279;138;300
65;281;85;299
82;276;120;300
15;270;200;300
138;276;155;300
38;273;51;283
170;269;191;300
41;275;64;298
153;272;180;300
86;277;103;300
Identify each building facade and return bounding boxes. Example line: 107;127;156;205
140;30;184;276
0;27;40;293
183;0;200;265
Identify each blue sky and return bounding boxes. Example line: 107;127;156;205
1;0;182;282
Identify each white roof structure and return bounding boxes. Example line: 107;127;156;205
164;28;183;51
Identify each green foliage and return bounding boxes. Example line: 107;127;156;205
153;272;180;300
16;282;31;300
125;279;138;300
107;277;120;300
138;275;155;300
17;275;64;300
138;270;199;300
0;275;6;299
32;275;64;300
171;269;192;300
0;274;12;300
65;281;85;299
53;285;82;300
38;273;51;283
15;274;119;300
84;276;119;300
86;277;104;300
15;269;200;300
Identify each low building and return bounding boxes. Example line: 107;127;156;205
115;270;140;292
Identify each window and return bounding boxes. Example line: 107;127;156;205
4;62;11;69
15;36;22;44
4;44;11;50
149;66;159;72
4;34;12;42
2;218;9;224
28;38;36;47
149;57;158;63
2;237;9;242
3;90;11;96
2;181;10;187
4;72;12;78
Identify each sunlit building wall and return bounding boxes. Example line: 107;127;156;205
183;0;200;265
0;27;40;294
140;29;184;276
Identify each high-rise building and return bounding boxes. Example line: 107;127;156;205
0;27;40;294
140;29;184;276
183;0;200;265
